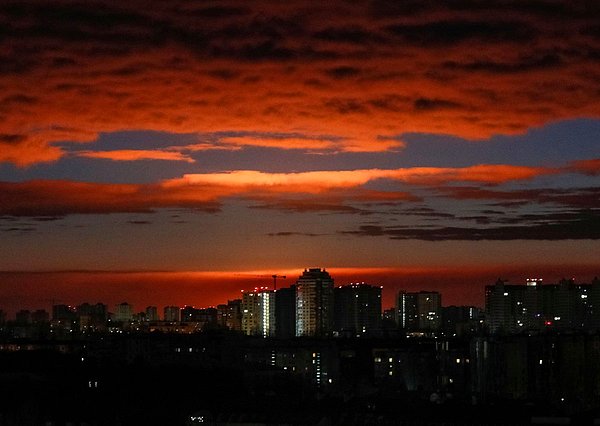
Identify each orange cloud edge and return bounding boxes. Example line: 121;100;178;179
2;160;595;216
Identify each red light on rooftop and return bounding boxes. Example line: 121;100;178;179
544;321;553;326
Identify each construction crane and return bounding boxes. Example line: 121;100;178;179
272;274;286;291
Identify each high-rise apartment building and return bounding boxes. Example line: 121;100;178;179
295;268;334;337
396;291;441;332
52;304;76;321
163;306;180;322
334;283;381;335
77;302;107;331
275;285;296;338
485;277;600;333
145;306;159;322
441;305;482;336
242;289;276;337
226;299;242;331
114;302;133;322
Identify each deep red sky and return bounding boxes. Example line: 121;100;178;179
1;264;599;316
0;1;599;315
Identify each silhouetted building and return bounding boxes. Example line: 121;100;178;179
145;306;159;322
114;302;133;322
216;301;242;330
226;299;242;331
275;285;296;338
485;277;600;333
181;306;199;322
396;290;441;333
472;333;600;410
15;309;32;325
334;283;382;336
52;304;76;321
31;309;50;324
383;307;396;323
441;305;482;336
181;306;217;330
216;303;228;328
296;268;334;337
164;305;180;322
77;303;108;330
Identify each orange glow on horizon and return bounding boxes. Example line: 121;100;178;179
2;264;599;317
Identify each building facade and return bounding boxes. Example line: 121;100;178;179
163;306;180;322
114;302;133;322
485;277;600;334
334;283;382;336
396;291;441;333
275;285;296;338
145;306;159;322
242;289;276;337
295;268;334;337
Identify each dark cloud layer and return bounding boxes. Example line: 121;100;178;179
2;0;600;164
344;209;600;241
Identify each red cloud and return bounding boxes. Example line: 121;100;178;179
0;163;570;217
569;158;600;176
1;1;600;165
76;149;196;163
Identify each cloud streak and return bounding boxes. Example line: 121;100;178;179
0;160;594;217
342;209;600;241
76;149;196;163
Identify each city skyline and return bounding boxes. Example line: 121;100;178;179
1;267;598;319
1;1;599;312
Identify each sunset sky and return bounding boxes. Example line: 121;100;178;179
1;0;599;313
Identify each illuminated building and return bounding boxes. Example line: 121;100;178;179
295;268;334;337
242;288;276;337
334;283;382;336
396;290;441;333
242;291;260;335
